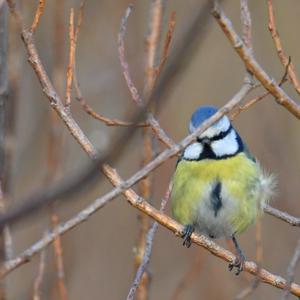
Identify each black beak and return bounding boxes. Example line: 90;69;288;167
202;138;210;145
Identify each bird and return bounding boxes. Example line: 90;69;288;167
171;106;274;274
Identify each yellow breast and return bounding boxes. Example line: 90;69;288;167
171;153;262;236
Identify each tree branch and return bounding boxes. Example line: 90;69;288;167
264;205;300;227
267;0;300;95
212;1;300;119
281;238;300;299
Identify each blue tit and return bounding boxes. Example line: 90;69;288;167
171;106;274;274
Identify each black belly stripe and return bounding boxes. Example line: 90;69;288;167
211;181;222;217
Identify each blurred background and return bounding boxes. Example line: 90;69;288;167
4;0;300;299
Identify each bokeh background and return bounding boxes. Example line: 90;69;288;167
6;0;300;299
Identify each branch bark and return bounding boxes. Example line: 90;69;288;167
212;1;300;119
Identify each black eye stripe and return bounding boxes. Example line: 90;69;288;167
197;125;233;143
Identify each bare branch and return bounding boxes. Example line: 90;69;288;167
235;219;263;299
118;4;177;149
240;0;252;53
264;205;300;227
143;0;166;98
135;3;170;298
65;8;75;107
230;59;290;120
32;241;46;300
127;183;171;300
155;11;176;80
74;0;86;41
282;238;300;300
118;4;143;107
147;113;176;148
72;2;147;128
212;1;300;119
73;75;148;127
6;0;97;158
30;0;45;34
50;210;68;300
50;2;69;298
267;0;300;95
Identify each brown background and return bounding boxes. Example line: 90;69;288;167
7;0;300;299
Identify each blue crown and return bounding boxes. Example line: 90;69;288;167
190;106;218;131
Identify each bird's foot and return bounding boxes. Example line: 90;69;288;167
228;256;245;276
229;235;246;276
182;225;194;248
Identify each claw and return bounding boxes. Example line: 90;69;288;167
228;257;244;276
182;225;194;248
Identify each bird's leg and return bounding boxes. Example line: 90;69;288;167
182;225;194;248
228;235;246;275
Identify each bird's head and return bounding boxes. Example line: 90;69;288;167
189;106;231;140
183;106;243;160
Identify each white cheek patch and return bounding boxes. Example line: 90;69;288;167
211;129;239;157
183;143;203;160
199;116;231;138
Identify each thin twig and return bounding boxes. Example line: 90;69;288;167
155;12;176;80
118;4;143;107
50;210;68;300
30;0;45;34
6;0;97;157
74;0;85;41
267;0;300;95
118;4;176;149
212;1;300;119
32;238;47;300
264;205;300;227
74;78;148;127
240;0;252;53
65;8;75;107
235;219;263;300
230;58;290;120
134;2;167;297
282;238;300;300
127;183;171;300
50;1;68;298
143;0;166;98
72;2;147;128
